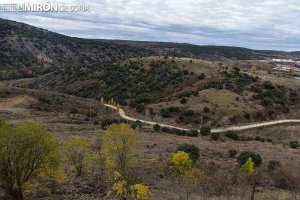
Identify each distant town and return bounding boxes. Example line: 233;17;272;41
271;58;300;67
271;58;300;79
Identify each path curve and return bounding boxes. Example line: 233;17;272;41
104;104;300;133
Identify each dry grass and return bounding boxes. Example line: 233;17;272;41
1;87;300;199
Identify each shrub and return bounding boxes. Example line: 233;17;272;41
161;127;170;132
188;129;199;137
237;151;262;167
176;144;200;164
198;73;206;80
180;98;187;104
225;131;239;140
244;112;250;120
267;138;273;143
255;136;265;142
153;124;161;132
203;106;210;113
211;132;220;140
70;107;78;114
268;160;280;172
101;119;126;129
161;109;171;118
176;129;187;136
200;126;211;136
228;149;237;158
183;110;194;117
290;141;299;149
131;120;142;129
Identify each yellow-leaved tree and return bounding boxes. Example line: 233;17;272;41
241;157;257;200
103;123;140;176
63;137;93;176
100;96;104;104
241;157;254;175
107;172;152;200
170;151;209;199
0;121;61;199
171;151;193;174
116;103;121;111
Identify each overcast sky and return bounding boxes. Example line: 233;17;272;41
1;0;300;51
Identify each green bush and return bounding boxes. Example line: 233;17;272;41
176;144;200;164
200;126;211;136
176;129;187;136
203;106;210;113
228;149;237;158
290;141;299;149
131;120;142;129
188;129;199;137
153;124;161;132
225;131;239;140
211;132;220;140
244;112;250;120
70;107;78;114
101;119;127;129
198;73;206;80
268;160;280;172
180;98;187;104
255;136;266;142
161;127;170;132
267;138;273;143
237;151;262;167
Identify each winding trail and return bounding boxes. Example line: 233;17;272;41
104;104;300;133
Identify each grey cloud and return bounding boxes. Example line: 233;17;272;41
1;0;300;50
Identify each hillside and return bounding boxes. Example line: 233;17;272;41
0;18;300;200
15;56;298;129
1;18;300;81
0;19;150;80
101;39;300;60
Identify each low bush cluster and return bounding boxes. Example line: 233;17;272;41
210;132;220;140
200;126;211;136
158;127;199;137
255;136;273;143
290;141;299;149
101;119;127;129
237;151;262;167
176;144;200;164
228;149;237;158
225;131;239;140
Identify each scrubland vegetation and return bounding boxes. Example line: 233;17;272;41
0;117;299;200
1;18;300;200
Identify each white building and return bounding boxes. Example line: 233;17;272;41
271;58;294;63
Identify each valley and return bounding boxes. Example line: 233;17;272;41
0;18;300;200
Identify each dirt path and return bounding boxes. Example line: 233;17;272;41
104;104;300;133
